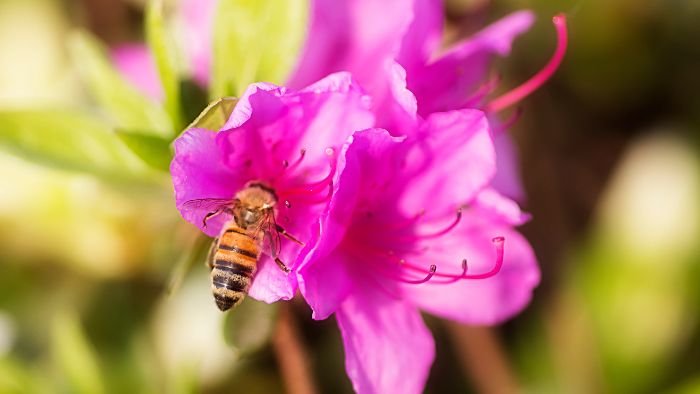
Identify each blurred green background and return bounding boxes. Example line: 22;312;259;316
0;0;699;393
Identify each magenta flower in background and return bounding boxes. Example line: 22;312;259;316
112;0;217;99
171;73;374;302
112;44;164;100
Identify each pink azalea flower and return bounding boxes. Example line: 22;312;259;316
171;73;374;303
296;104;539;393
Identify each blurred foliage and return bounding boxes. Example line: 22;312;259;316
0;0;698;392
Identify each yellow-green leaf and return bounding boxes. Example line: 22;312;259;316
0;109;149;181
210;0;308;98
186;97;238;131
146;0;183;130
51;312;106;394
68;31;172;136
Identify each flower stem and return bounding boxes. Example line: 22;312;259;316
445;322;520;394
273;303;318;394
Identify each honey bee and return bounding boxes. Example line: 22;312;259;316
183;182;302;311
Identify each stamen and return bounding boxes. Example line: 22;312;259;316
386;208;463;242
281;150;337;197
492;107;524;135
284;200;292;209
382;210;426;230
399;264;437;284
284;149;306;170
387;236;505;282
464;74;501;107
486;14;568;113
429;259;469;284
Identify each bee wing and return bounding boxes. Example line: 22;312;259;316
180;198;238;225
180;198;235;212
259;210;282;258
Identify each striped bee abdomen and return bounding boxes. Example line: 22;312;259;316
210;226;259;311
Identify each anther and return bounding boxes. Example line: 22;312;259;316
401;264;437;284
486;14;568;113
284;200;292;208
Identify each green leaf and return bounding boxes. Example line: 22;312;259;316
146;0;183;131
116;130;172;171
68;31;172;137
0;109;150;180
186;97;238;131
210;0;309;98
51;312;106;394
224;298;278;355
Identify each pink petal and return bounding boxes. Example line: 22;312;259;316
111;44;163;100
248;255;298;303
403;211;540;324
372;61;419;134
398;109;496;215
336;287;435;394
288;0;414;93
396;0;444;77
298;129;404;319
171;128;245;237
409;10;535;115
490;130;526;201
221;82;286;130
473;187;531;226
220;73;374;175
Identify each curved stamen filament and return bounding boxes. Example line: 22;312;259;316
281;148;337;197
464;74;501;107
381;210;426;231
492;107;524;135
290;180;334;205
387;236;505;282
486;14;568;113
388;264;437;284
283;149;306;170
386;208;462;242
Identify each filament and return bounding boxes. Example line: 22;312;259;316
464;74;501;108
385;208;463;242
385;236;505;282
486;14;568;113
283;149;306;170
381;210;426;231
281;148;337;197
492;106;524;135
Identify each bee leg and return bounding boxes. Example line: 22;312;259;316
202;209;220;228
275;224;304;245
274;257;291;274
206;238;218;270
202;207;233;228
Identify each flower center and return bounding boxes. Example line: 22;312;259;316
276;147;337;207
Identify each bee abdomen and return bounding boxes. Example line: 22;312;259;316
210;233;259;311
